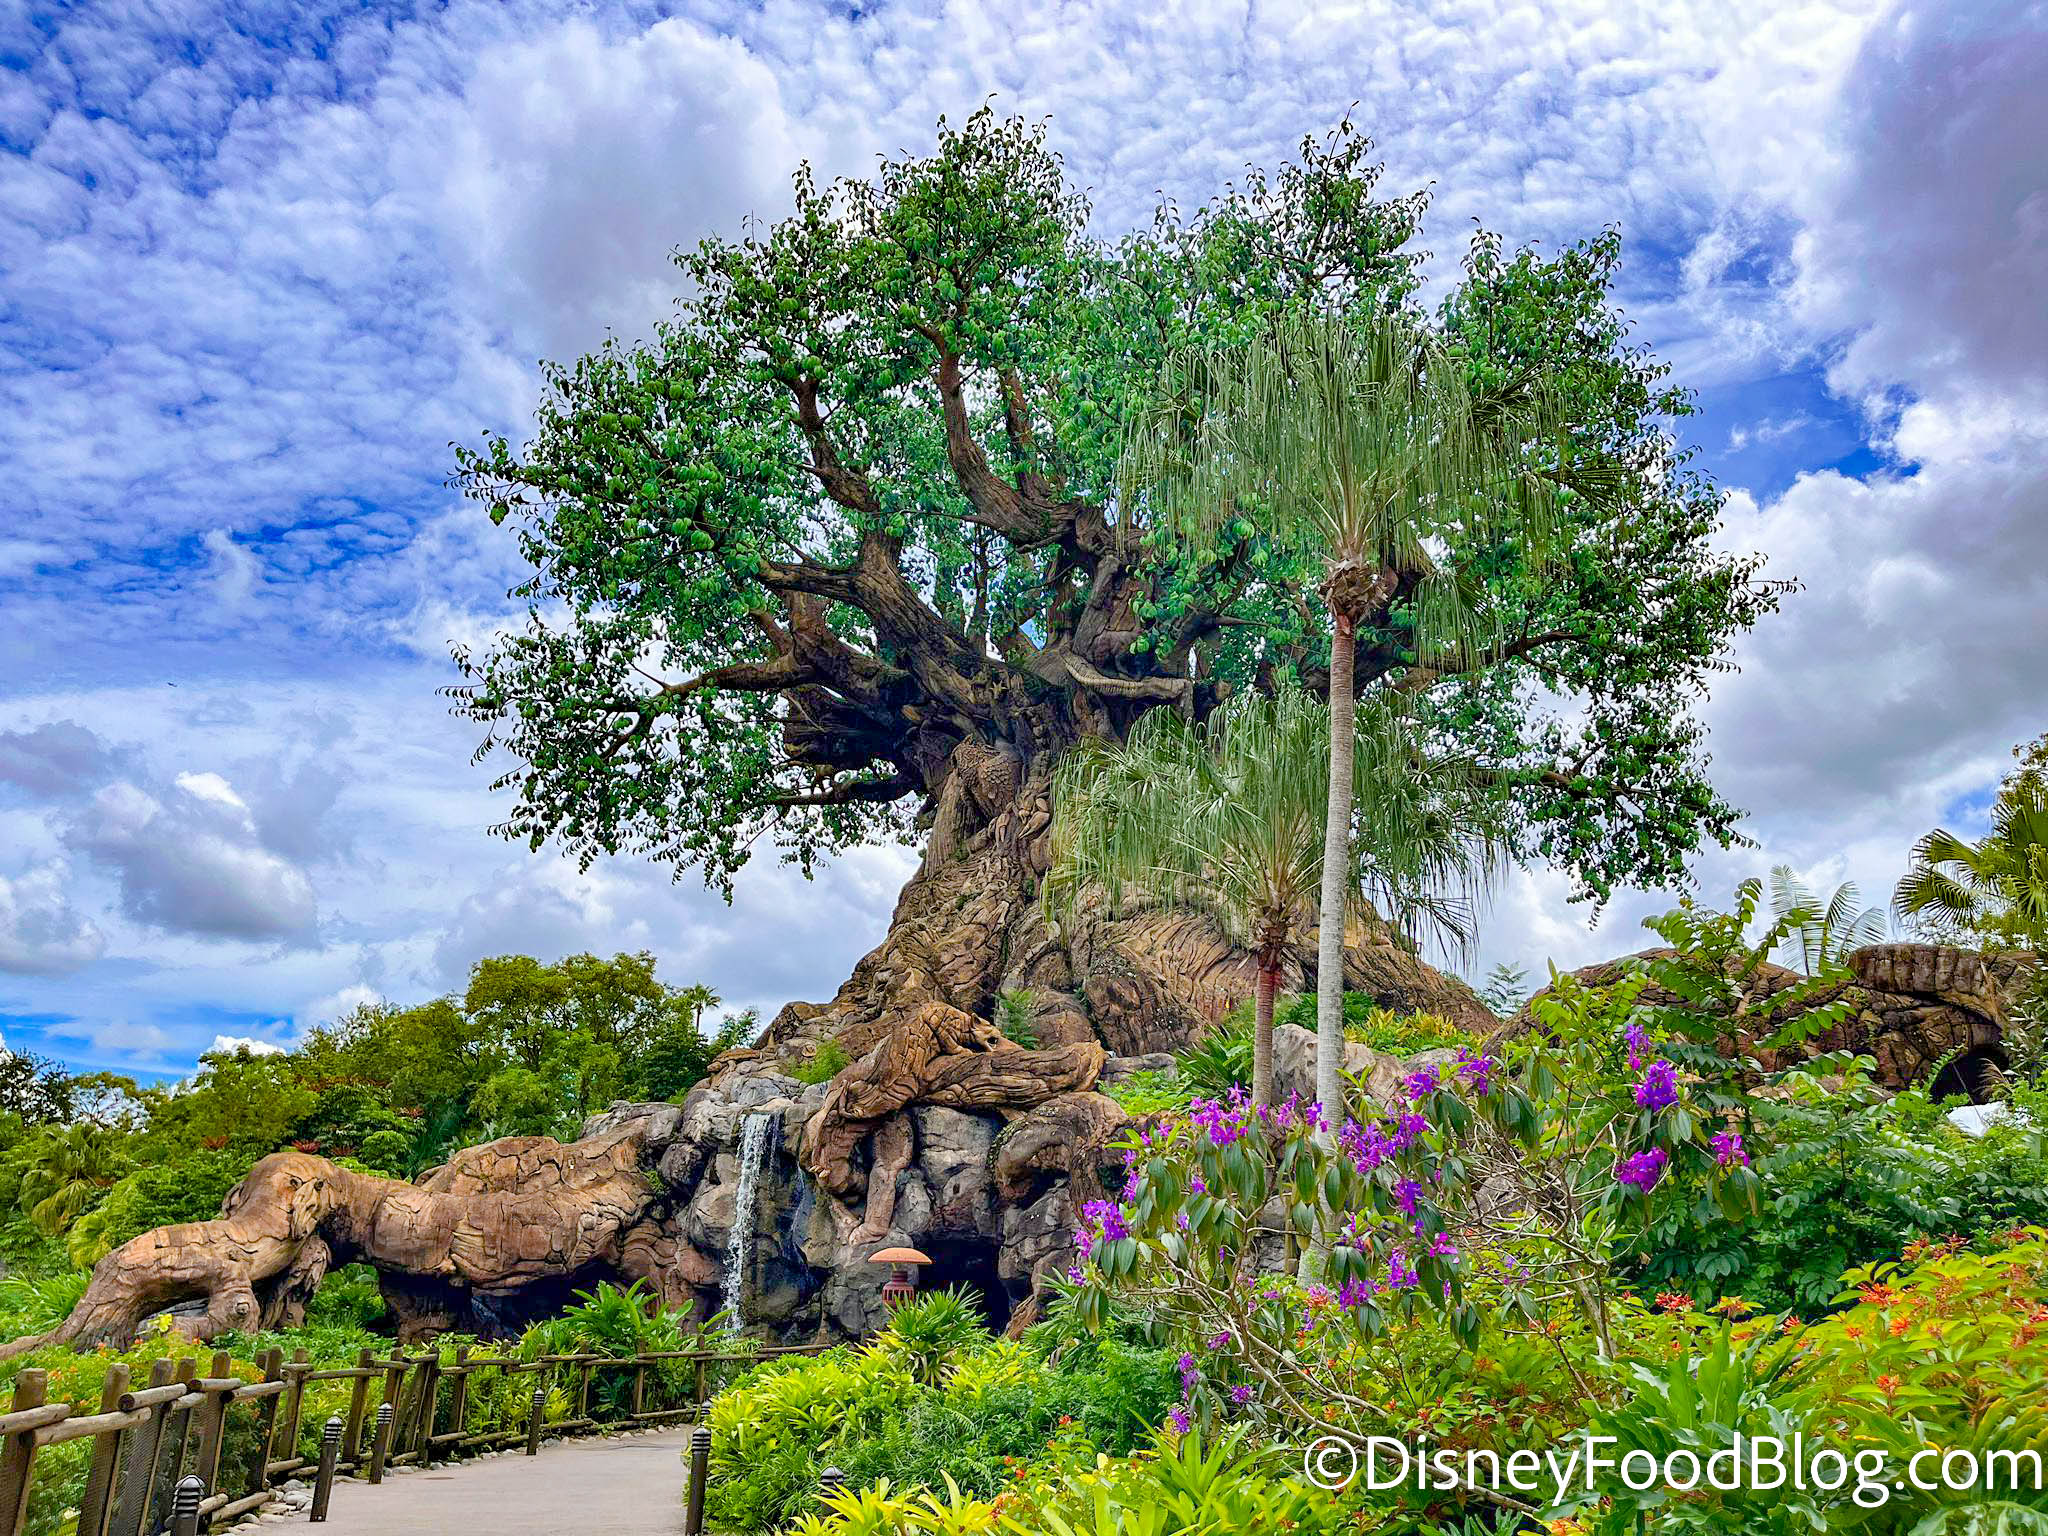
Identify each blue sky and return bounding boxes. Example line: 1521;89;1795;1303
2;0;2044;1077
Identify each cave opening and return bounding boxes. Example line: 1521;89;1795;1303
914;1237;1016;1332
1930;1047;2009;1105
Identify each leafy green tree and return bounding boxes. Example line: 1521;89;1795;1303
1896;734;2048;947
464;951;667;1069
1477;961;1529;1017
447;111;1783;1038
629;1004;753;1102
135;1047;315;1161
1121;310;1548;1120
1047;686;1501;1106
0;1051;80;1127
65;1150;244;1267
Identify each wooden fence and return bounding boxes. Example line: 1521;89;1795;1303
0;1339;828;1536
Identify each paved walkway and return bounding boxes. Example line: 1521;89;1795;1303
295;1428;695;1536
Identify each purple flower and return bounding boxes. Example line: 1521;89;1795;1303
1168;1406;1191;1434
1077;1199;1129;1256
1230;1385;1254;1405
1428;1230;1459;1261
1389;1112;1429;1153
1336;1279;1372;1308
1402;1066;1441;1102
1339;1118;1392;1174
1455;1049;1496;1095
1065;1263;1085;1284
1617;1147;1670;1191
1623;1021;1650;1071
1636;1059;1679;1113
1178;1352;1200;1391
1395;1177;1423;1218
1189;1095;1252;1147
1712;1129;1750;1168
1387;1252;1419;1290
1207;1330;1233;1349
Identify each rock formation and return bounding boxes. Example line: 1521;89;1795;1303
0;1119;675;1357
1516;942;2035;1098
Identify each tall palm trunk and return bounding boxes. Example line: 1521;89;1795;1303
1252;960;1280;1110
1314;607;1356;1134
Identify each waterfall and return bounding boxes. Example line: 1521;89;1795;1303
720;1111;775;1332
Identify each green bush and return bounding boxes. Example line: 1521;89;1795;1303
354;1128;411;1174
994;990;1040;1049
1100;1069;1189;1117
701;1291;1176;1533
1630;1057;2048;1310
303;1263;388;1332
790;1039;852;1086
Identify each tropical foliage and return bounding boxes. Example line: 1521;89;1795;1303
1897;733;2048;948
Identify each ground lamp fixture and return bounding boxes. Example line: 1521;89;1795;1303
869;1245;932;1308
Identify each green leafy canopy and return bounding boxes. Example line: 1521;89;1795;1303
451;109;1788;904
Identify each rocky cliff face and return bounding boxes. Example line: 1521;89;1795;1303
596;1003;1483;1342
580;1061;1125;1339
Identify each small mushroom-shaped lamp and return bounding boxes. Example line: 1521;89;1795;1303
869;1245;932;1309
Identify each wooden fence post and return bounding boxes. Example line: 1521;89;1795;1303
76;1362;129;1536
365;1403;394;1485
342;1350;373;1466
0;1369;50;1536
244;1348;284;1500
408;1354;439;1466
112;1358;177;1536
187;1352;233;1510
309;1417;343;1523
445;1347;471;1461
276;1349;310;1473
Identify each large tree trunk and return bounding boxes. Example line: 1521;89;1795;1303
754;744;1491;1087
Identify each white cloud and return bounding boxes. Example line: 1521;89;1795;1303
300;983;384;1029
208;1033;285;1057
0;863;107;976
64;774;319;942
43;1017;178;1072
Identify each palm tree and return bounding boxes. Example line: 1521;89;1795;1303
1769;866;1887;976
1895;783;2048;949
1122;310;1553;1124
1045;686;1502;1108
7;1123;127;1236
676;984;722;1035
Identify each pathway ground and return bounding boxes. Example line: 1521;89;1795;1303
286;1427;693;1536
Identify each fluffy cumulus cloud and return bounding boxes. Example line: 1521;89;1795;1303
0;864;106;976
64;773;319;941
1;0;2044;1066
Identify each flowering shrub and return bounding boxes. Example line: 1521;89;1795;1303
1786;1229;2048;1521
1067;971;1757;1457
